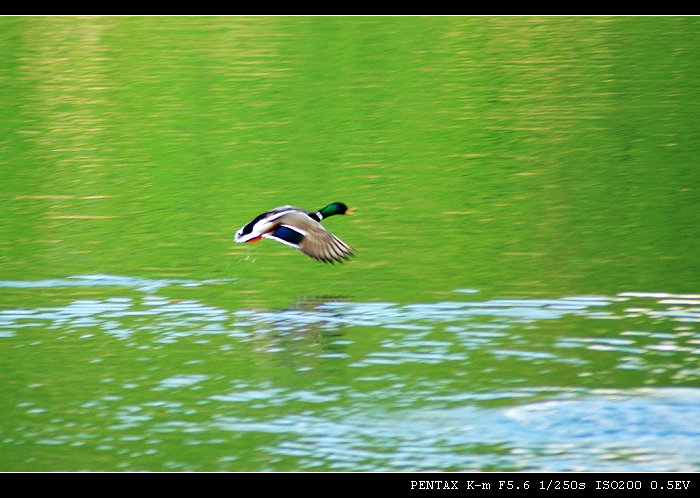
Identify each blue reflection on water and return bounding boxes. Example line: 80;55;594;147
212;388;700;471
0;274;233;293
1;276;699;471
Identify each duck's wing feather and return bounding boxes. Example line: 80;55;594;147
267;212;353;263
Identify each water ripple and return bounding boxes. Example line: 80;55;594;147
0;274;233;293
1;283;698;374
210;388;700;471
2;278;698;470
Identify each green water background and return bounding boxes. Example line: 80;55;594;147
2;17;698;303
0;16;698;471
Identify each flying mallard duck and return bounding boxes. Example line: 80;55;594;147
234;202;354;263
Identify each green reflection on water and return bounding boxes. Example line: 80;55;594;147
0;16;698;471
1;16;698;303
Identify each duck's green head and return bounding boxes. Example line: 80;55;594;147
319;202;353;218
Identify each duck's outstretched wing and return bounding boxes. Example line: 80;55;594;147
266;212;354;263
